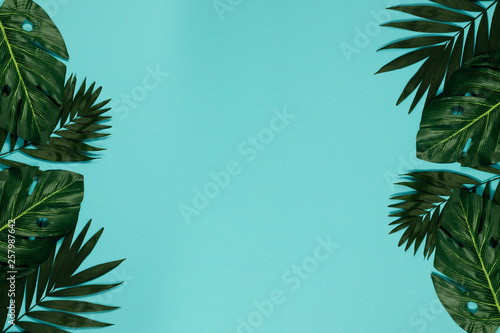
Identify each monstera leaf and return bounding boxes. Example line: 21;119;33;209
0;0;68;144
0;166;83;278
417;52;500;167
0;220;124;332
389;171;480;258
432;189;500;332
21;75;112;162
377;0;500;113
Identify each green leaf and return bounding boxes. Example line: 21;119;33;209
22;144;93;162
48;283;122;297
0;282;9;330
391;193;445;203
395;49;437;108
381;20;462;33
0;220;125;331
54;129;109;141
0;158;31;169
58;259;125;288
37;247;54;303
475;11;489;56
59;228;104;285
50;220;91;290
25;266;38;312
14;277;25;323
378;36;450;50
39;300;118;313
27;311;112;328
489;3;500;50
464;21;475;63
494;182;500;205
0;128;6;150
0;167;83;276
425;41;453;105
388;6;473;22
377;3;497;113
432;189;500;332
16;321;69;333
406;171;480;187
417;51;500;166
389;171;479;258
446;33;464;85
21;76;112;162
0;0;68;144
424;206;440;258
389;201;436;210
376;47;438;74
46;226;76;294
429;0;484;12
394;181;451;196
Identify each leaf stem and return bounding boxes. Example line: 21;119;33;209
475;175;500;188
0;144;30;158
446;1;498;49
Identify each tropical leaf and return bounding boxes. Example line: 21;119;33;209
21;75;112;162
432;189;500;332
0;158;30;169
1;220;124;332
376;1;500;113
389;171;480;258
416;51;500;167
0;166;83;278
0;0;68;144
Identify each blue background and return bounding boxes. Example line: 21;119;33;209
4;0;495;332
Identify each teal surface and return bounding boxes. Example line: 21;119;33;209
6;0;484;332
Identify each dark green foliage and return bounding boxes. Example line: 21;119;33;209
417;51;500;167
0;167;83;278
0;0;68;144
432;189;500;332
379;2;500;331
389;171;479;258
0;74;112;164
377;1;500;113
0;1;121;331
0;220;124;333
21;76;112;162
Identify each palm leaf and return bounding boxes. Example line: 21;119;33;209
21;75;112;162
416;51;500;167
0;166;83;278
390;171;480;258
432;189;500;332
1;220;124;332
376;1;500;113
0;0;68;144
